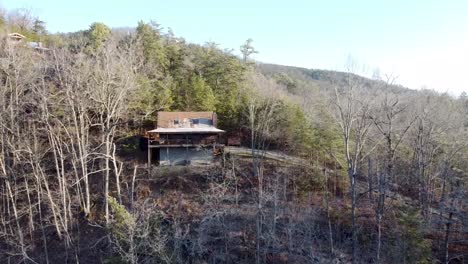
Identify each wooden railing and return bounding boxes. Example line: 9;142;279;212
155;138;217;145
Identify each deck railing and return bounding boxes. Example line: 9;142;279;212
149;137;218;146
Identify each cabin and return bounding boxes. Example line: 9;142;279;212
5;33;49;51
7;33;26;45
7;33;26;42
27;41;49;51
147;112;225;166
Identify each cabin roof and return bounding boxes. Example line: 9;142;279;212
8;33;26;39
148;127;225;134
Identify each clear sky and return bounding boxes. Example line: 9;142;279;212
2;0;468;95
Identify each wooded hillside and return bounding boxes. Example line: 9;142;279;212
0;8;467;264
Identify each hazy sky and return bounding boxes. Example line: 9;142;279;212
2;0;468;95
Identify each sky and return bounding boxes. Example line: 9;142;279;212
2;0;468;96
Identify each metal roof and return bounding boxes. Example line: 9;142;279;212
8;33;26;39
148;127;225;134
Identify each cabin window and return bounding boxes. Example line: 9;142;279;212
192;118;213;126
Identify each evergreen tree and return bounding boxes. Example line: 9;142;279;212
85;22;111;53
189;75;216;111
136;21;168;71
240;38;258;62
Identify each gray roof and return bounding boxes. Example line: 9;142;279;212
148;127;225;134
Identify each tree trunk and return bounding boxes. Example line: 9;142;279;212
350;169;357;263
443;211;452;264
324;168;334;255
368;158;373;204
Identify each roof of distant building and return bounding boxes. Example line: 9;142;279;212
7;33;26;40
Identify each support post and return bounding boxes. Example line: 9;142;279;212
147;136;151;176
167;134;170;165
186;134;189;164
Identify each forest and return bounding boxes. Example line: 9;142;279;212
0;8;467;264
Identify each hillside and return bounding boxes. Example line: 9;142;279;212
257;63;414;95
0;7;467;264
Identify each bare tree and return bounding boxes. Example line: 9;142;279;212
330;64;374;263
370;75;415;263
81;38;138;223
246;72;284;264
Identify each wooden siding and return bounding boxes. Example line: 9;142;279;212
157;112;217;128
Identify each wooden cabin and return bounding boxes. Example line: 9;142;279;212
7;33;26;43
147;112;225;166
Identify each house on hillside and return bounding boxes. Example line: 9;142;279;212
7;33;26;44
6;32;49;51
146;112;225;166
26;41;49;51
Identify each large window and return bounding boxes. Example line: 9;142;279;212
192;118;213;126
